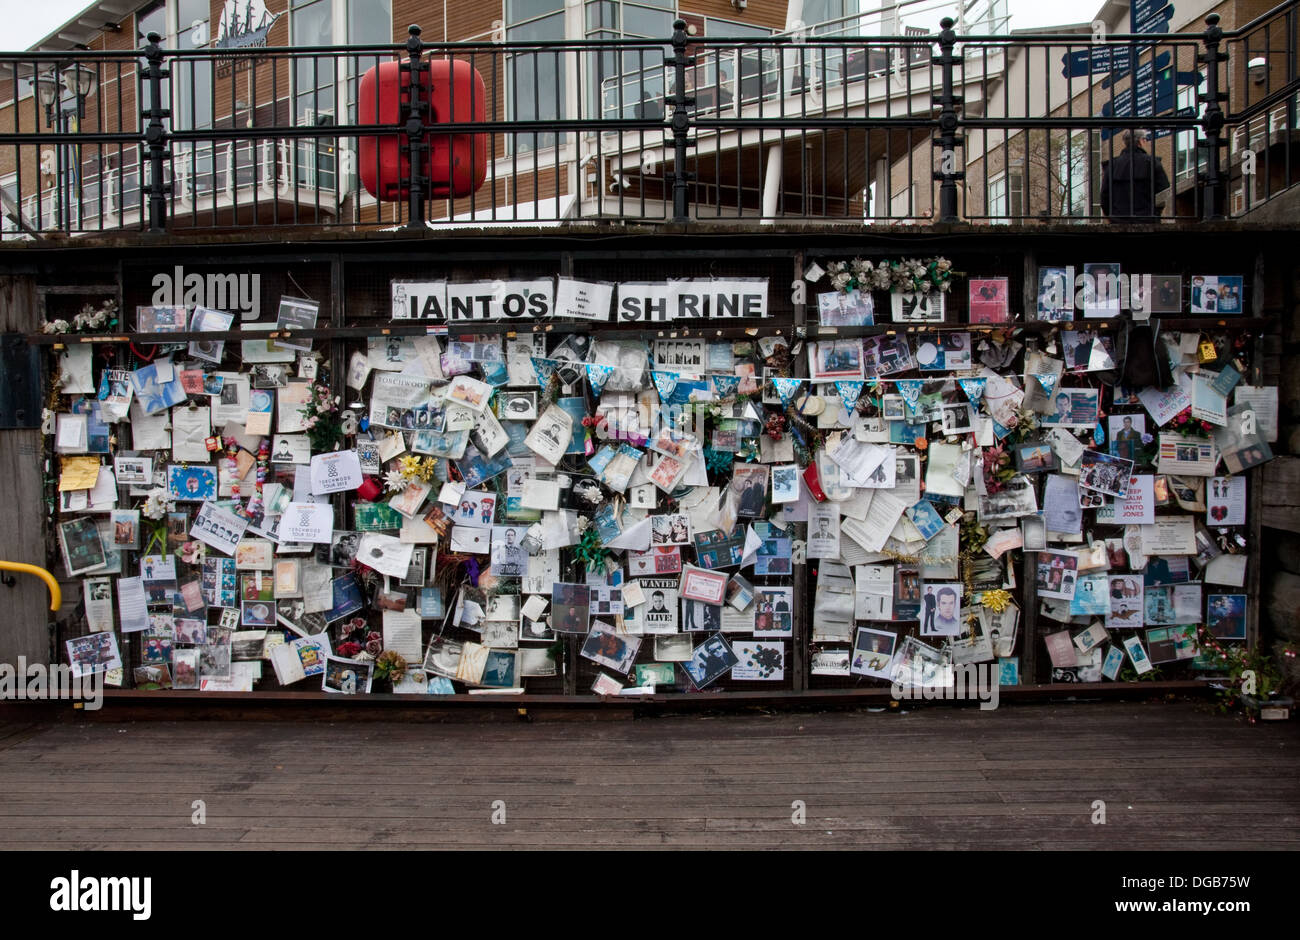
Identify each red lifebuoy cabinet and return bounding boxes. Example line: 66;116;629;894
358;58;488;200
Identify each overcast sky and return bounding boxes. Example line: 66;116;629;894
8;0;1103;51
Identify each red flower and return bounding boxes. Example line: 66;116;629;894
337;641;362;658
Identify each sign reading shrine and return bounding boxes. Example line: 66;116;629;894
391;277;770;323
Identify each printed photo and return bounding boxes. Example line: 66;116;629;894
580;623;642;674
651;513;692;546
1078;450;1134;498
681;633;739;689
551;583;591;634
817;289;875;327
1206;593;1247;639
753;586;794;637
850;628;898;679
809;339;864;381
1042;388;1100;429
920;583;964;637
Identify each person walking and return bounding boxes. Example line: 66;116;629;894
1099;131;1170;221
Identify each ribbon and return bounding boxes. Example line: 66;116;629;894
834;380;864;413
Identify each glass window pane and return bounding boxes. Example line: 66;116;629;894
586;1;617;31
623;6;671;38
293;0;334;47
508;0;565;24
349;0;392;45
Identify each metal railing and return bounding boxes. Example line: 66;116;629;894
1;1;1298;237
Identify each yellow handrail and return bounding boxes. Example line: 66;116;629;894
0;562;62;612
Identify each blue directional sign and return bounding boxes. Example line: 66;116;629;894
1132;0;1174;33
1101;51;1171;88
1061;46;1134;78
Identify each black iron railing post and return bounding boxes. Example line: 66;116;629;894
142;31;171;233
932;17;964;222
1199;13;1230;220
665;19;696;224
401;25;430;230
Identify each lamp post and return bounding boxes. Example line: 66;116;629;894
35;63;97;232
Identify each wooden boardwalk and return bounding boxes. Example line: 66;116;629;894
0;701;1296;849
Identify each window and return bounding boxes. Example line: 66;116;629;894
1176;75;1207;180
1056;129;1099;217
986;169;1022;222
587;0;673;119
509;0;568;151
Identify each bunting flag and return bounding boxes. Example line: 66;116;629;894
651;371;679;402
896;379;925;417
957;377;987;407
834;380;864;413
530;357;558;387
772;377;804;407
584;363;615;396
710;374;741;400
1031;372;1057;397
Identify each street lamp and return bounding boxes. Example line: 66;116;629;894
34;63;97;231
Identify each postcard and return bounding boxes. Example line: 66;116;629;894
1157;432;1219;477
1140;517;1197;555
580;622;642;675
1206;593;1247;639
891;290;944;323
808;339;864;382
681;633;739;689
1207;476;1246;526
1035;550;1079;600
1042;388;1100;428
753;586;794;637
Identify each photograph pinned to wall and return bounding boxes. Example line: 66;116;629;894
693;526;745;570
1013;441;1056;473
920;583;964;637
891;290;944;323
1108;414;1146;462
753;586;794;637
808;339;864;381
730;464;769;517
66;632;122;678
551;583;592;634
680;565;729;605
816;289;875;326
850;628;898;679
1189;275;1244;314
1035;550;1079;600
580;622;642;675
1042;388;1100;428
1078;450;1134;498
651;513;692;546
968;277;1010;323
1206;593;1247;639
1082;262;1122;317
863;334;916;376
1142;274;1183;314
653;338;706;369
478;650;518;689
58;517;107;577
770;464;800;504
445;375;493;412
681;598;722;633
939;402;976;436
681;633;739;690
497;389;539;421
322;656;374;694
1034;265;1075;322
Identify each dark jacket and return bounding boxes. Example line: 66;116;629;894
1100;144;1170;218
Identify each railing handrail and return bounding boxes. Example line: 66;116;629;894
3;2;1300;235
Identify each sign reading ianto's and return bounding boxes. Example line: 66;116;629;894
390;277;769;322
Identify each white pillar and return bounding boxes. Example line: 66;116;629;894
761;0;806;224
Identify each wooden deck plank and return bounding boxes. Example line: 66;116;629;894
0;703;1294;850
